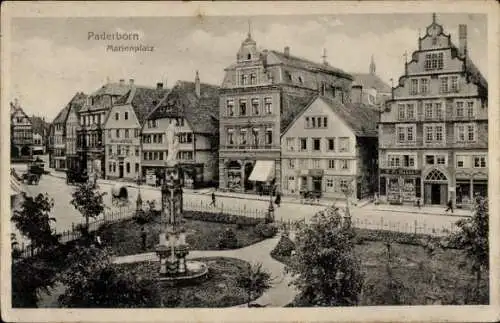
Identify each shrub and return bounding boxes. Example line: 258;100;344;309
183;211;261;226
354;228;444;247
217;228;238;249
133;209;158;225
254;223;278;239
271;234;295;258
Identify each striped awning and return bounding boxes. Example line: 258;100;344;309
248;160;275;182
11;175;24;196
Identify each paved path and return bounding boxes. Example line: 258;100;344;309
114;236;297;308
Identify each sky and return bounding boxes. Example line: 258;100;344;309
9;13;487;121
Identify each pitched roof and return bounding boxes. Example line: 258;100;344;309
113;86;170;125
269;50;353;80
320;96;379;137
91;82;133;97
147;81;220;134
280;93;317;134
351;73;391;93
30;116;49;135
53;92;87;124
52;105;71;124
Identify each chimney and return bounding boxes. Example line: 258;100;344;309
129;78;135;86
284;46;290;58
459;24;468;57
351;84;363;104
119;79;125;86
156;82;163;90
195;70;201;97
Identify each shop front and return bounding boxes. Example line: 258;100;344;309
178;163;204;189
455;170;488;208
226;160;243;192
380;168;421;204
248;160;276;195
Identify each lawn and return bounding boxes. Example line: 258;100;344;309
115;257;256;307
273;236;489;306
97;213;265;257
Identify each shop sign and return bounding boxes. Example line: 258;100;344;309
380;168;420;176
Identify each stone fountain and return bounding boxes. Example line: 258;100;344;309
155;161;208;284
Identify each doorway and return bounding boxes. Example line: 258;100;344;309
431;184;441;204
312;176;322;193
119;164;124;178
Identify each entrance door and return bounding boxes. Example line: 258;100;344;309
288;176;296;194
119;164;124;178
440;184;448;205
424;184;432;204
312;177;322;193
431;184;441;205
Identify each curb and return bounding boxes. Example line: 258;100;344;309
359;206;470;218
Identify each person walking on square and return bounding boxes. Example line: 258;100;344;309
416;198;421;209
445;199;453;213
275;191;281;208
210;191;216;207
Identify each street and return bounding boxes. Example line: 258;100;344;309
13;162;465;236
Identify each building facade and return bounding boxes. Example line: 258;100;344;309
65;93;87;171
378;14;488;208
144;74;220;188
104;83;168;181
77;80;133;178
10;99;33;160
219;31;353;194
51;105;70;170
30;116;49;155
281;96;378;200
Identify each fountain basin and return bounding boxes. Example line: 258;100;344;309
157;260;209;285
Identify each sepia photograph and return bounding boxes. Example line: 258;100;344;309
1;1;499;322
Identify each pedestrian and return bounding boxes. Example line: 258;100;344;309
210;191;216;207
416;198;421;209
140;227;147;251
274;191;281;207
445;199;453;213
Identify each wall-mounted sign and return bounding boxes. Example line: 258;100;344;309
380;168;420;176
109;139;134;144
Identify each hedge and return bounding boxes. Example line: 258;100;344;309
182;210;263;226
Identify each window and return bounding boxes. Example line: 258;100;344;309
398;104;405;120
108;146;113;155
425;125;433;142
435;125;443;141
239;100;247;116
112;163;116;173
425;52;444;71
299;159;308;169
135;147;139;156
300;138;307;151
340;160;349;170
410;79;418;95
326;177;334;189
124;112;128;120
424;124;445;143
312;117;316;128
327;138;335;151
388;155;400;168
456;155;466;168
406;104;415;119
407;126;414;141
134;129;139;137
265;128;273;145
440;77;449;93
323;117;328;128
286;138;295;151
126;163;130;173
457;124;466;141
396;125;416;143
425;103;433;119
467;124;475;141
339;137;349;152
227;129;234;145
402;155;415;167
252;128;259;145
125;129;129;138
397;126;405;142
425;155;435;165
265;98;272;114
313;138;321;151
288;159;296;169
436;155;446;165
250;73;257;85
115;112;119;120
305;117;310;128
135;163;139;173
420;78;429;94
456;102;464;117
313;159;321;169
239;129;247;145
109;163;113;172
340;180;349;192
328;159;335;169
474;156;487;168
435;103;443;119
467;102;474;118
227;99;234;116
241;74;248;85
451;76;459;92
116;129;120;138
251;98;259;115
108;130;112;138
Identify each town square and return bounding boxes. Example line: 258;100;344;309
5;5;493;315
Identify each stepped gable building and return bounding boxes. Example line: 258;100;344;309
281;95;378;200
219;30;353;194
143;72;220;188
10;99;33;160
76;79;133;178
103;82;169;181
64;92;88;171
378;14;488;208
351;55;392;106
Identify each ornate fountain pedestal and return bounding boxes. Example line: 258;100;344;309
155;163;207;284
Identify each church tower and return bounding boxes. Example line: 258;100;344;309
236;21;260;63
369;54;376;75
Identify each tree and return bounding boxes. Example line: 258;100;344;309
70;182;107;238
11;192;59;252
237;263;273;307
287;205;364;306
447;195;488;302
58;245;159;307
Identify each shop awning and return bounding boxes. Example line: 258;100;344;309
11;175;23;196
248;160;275;182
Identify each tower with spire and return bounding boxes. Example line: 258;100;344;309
369;54;376;75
